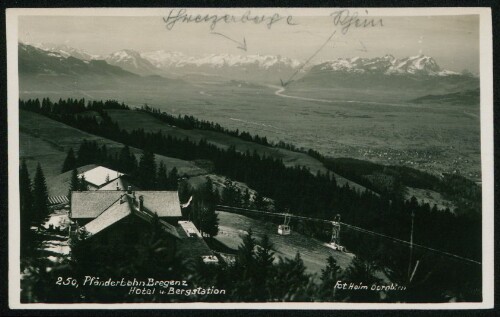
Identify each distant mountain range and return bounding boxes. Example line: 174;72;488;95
294;55;478;95
31;42;99;61
311;55;461;77
18;43;180;93
26;41;475;78
141;50;302;81
19;42;479;96
19;43;136;77
24;42;303;81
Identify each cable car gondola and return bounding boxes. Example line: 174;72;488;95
278;213;291;235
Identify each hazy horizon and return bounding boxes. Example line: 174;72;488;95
18;11;480;73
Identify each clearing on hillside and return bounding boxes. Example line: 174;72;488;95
215;210;354;277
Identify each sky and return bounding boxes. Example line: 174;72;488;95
18;9;480;73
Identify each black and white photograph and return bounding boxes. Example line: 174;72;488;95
6;7;494;309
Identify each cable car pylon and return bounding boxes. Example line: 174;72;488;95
324;214;347;252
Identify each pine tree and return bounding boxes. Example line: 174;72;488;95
157;161;168;190
79;175;88;191
118;145;136;173
343;256;382;302
222;180;240;206
76;140;90;166
320;255;342;300
253;191;266;210
203;177;217;209
237;229;256;273
321;255;342;282
61;148;77;173
32;163;49;223
100;145;108;166
167;167;179;190
242;188;251;208
255;234;274;291
68;169;80;202
138;150;157;189
20;160;33;233
199;205;219;238
268;252;311;301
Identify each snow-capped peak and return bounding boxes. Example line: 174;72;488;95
315;54;457;76
104;49;162;76
140;51;302;71
27;42;98;61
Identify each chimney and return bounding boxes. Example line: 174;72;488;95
139;195;144;211
127;186;132;194
119;195;124;204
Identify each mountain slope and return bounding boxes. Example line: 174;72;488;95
141;50;303;82
311;55;460;76
18;43;187;94
29;42;98;61
19;43;138;78
293;55;478;98
105;49;164;76
20;110;205;196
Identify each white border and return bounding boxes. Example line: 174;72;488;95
7;7;494;310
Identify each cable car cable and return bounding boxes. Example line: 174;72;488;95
216;205;481;265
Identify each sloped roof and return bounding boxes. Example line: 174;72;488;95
71;191;124;219
132;205;180;239
175;224;213;259
78;166;123;187
84;196;132;235
137;191;182;218
71;190;182;219
178;220;203;238
98;176;140;191
82;194;180;239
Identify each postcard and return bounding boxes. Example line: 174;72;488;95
6;7;494;309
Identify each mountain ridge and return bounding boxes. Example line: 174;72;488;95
21;42;474;80
311;55;462;77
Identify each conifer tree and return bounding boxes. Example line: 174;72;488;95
343;256;381;302
138;150;157;189
198;204;219;238
222;180;240;206
61;148;76;173
237;229;256;274
32;163;49;223
242;188;251;208
68;169;80;202
118;145;135;172
79;175;88;191
255;234;274;292
320;255;342;300
253;191;266;210
20;159;33;233
167;167;179;190
157;161;168;190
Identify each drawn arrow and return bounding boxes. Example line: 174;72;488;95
356;40;368;52
281;30;337;88
211;32;247;51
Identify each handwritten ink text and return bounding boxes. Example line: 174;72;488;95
163;9;298;31
330;9;384;34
